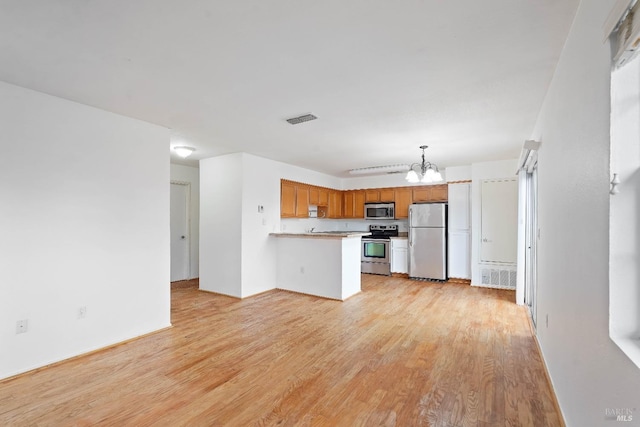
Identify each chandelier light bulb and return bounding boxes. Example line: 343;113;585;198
406;170;420;183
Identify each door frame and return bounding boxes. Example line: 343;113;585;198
170;180;191;281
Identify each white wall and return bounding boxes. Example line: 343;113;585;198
200;152;343;298
200;154;243;297
531;1;640;424
170;164;200;279
445;165;472;182
343;170;448;190
240;154;282;297
0;81;170;380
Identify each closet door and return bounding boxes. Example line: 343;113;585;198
480;179;518;264
448;183;471;279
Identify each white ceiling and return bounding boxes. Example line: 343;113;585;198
0;1;579;177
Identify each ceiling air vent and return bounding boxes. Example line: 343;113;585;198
286;114;317;125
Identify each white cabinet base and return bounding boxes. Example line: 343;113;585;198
448;231;471;279
391;238;408;274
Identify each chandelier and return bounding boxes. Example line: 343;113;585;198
405;145;443;183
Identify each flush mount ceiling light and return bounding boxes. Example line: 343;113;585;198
406;145;443;184
173;146;195;158
348;164;410;176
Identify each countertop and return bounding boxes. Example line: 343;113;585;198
269;231;371;239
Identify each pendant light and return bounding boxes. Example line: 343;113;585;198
405;145;443;184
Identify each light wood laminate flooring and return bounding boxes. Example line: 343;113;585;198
0;275;562;426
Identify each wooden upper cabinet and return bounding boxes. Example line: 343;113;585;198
379;188;395;202
281;181;297;218
431;184;448;202
394;188;412;219
365;189;380;202
280;180;310;218
328;190;342;218
318;188;329;206
309;186;330;207
343;190;366;218
282;179;446;219
354;190;366;218
343;191;355;218
412;187;431;202
309;187;320;205
412;184;448;203
366;188;395;202
295;185;309;218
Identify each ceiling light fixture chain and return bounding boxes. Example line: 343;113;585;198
405;145;443;184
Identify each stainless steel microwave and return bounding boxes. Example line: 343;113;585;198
364;202;395;220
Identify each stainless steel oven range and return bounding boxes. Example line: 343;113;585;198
361;224;398;276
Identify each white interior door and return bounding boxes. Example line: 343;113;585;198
525;169;538;326
480;179;518;264
170;182;190;282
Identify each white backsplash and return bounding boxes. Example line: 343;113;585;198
280;217;408;233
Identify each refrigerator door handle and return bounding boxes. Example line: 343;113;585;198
408;206;412;246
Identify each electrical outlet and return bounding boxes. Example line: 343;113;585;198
300;266;305;274
78;306;87;319
546;314;549;328
16;319;28;334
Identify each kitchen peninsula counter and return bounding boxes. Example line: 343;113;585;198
270;231;370;239
270;232;367;300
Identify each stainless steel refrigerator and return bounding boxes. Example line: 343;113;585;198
408;203;447;280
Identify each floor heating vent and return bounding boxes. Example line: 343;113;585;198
481;267;517;288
